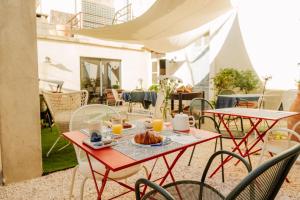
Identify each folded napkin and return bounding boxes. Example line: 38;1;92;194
169;135;198;144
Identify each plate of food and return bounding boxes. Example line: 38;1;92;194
105;120;136;130
122;122;136;130
83;132;117;149
131;130;171;147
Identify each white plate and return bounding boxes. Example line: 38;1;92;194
122;123;136;130
107;123;136;131
131;136;167;147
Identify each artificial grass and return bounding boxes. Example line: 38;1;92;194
41;126;77;174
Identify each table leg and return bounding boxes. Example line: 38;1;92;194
159;148;186;186
141;158;159;196
179;93;183;113
171;99;174;111
86;153;110;200
243;120;278;158
209;115;262;178
98;169;110;200
162;156;184;200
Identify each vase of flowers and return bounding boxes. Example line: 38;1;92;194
158;75;182;121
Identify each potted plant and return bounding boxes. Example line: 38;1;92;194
112;84;120;89
112;81;120;89
237;70;259;94
158;75;182;121
148;84;160;92
213;68;259;95
212;68;240;95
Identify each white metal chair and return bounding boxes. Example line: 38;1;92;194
126;91;166;120
259;122;300;165
42;90;88;157
280;89;297;111
112;89;123;106
69;104;148;200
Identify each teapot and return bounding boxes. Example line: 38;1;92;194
172;113;195;131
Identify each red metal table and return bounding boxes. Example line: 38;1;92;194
63;128;220;199
204;108;299;177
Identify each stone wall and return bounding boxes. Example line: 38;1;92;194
0;0;42;183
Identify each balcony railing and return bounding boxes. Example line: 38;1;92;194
66;4;133;31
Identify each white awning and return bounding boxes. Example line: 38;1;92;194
75;0;233;53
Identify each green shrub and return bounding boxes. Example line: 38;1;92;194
213;68;259;95
213;68;240;94
148;84;160;92
112;84;120;89
238;70;259;94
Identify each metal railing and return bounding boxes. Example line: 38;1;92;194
112;3;133;24
66;3;133;31
66;12;113;30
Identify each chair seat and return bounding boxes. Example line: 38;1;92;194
267;140;299;154
78;158;142;180
266;140;300;163
142;180;225;200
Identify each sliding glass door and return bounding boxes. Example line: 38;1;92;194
80;57;121;104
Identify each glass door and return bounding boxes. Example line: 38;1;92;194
80;57;121;104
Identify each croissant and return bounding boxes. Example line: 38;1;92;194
134;130;163;145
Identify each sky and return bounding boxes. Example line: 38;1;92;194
237;0;300;89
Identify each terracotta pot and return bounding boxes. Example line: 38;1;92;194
287;85;300;141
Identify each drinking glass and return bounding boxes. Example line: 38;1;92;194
111;118;123;135
152;119;163;132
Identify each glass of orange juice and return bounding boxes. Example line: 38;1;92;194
111;118;123;135
152;119;163;132
112;124;123;135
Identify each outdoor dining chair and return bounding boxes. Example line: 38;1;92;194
69;104;148;200
189;98;249;163
136;144;300;200
188;115;225;182
259;124;300;165
112;89;123;106
42;90;88;157
189;98;214;128
192;97;245;137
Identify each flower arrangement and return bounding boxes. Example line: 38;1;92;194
158;75;182;121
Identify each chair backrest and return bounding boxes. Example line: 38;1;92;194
292;121;300;142
265;128;300;147
226;144;300;200
69;104;121;163
42;90;88;121
198;115;220;133
280;89;297;111
260;90;283;110
112;89;121;101
189;98;214;119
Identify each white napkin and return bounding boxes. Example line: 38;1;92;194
169;135;198;144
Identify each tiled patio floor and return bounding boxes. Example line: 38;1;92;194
0;138;299;200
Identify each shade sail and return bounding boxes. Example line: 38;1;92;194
75;0;233;52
